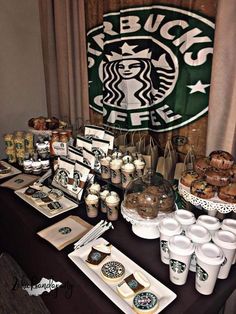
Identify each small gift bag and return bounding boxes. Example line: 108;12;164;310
125;131;138;154
136;133;146;155
118;131;129;153
145;136;159;171
157;139;177;180
183;145;196;171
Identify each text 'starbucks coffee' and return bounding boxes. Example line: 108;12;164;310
87;6;214;132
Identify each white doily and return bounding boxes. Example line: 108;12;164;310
121;202;173;226
178;182;236;214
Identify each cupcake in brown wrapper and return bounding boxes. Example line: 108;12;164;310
194;157;210;175
209;150;234;170
205;168;231;187
190;179;216;199
218;183;236;203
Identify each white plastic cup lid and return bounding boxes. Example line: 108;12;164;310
159;217;182;236
221;219;236;235
175;209;196;226
186;224;211;244
212;230;236;250
195;242;224;266
196;215;221;231
168;235;194;256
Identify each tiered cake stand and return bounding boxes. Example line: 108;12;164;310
178;182;236;215
121;202;172;239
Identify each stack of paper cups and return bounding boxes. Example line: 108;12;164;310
212;230;236;279
159;217;182;264
196;215;221;236
174;209;196;234
221;218;236;264
168;235;194;285
185;224;211;272
195;243;224;295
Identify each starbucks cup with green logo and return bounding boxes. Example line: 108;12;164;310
174;209;196;233
185;224;211;272
196;215;221;236
168;235;194;285
158;217;182;264
221;218;236;264
212;230;236;279
195;242;224;295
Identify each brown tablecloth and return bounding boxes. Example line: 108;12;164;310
0;187;235;314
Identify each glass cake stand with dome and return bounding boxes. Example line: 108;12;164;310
121;171;176;239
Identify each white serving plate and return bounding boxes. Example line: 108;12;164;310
15;185;78;218
0;161;21;179
68;238;176;314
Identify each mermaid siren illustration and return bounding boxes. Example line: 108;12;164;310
103;41;178;109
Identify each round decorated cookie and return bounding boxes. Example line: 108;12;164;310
133;291;159;314
101;261;125;283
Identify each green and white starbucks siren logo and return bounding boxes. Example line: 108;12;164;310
87;6;214;132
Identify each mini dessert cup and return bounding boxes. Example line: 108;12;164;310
110;159;122;184
100;156;111;180
133;159;145;177
100;189;110;213
106;194;120;221
121;163;135;189
85;194;99;218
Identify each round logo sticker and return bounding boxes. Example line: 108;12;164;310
87;5;214;132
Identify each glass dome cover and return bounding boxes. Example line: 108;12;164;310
123;170;175;219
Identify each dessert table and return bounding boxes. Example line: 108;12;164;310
0;186;235;314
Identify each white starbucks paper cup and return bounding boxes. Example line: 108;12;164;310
221;219;236;264
174;209;196;233
186;224;211;272
195;243;224;295
159;218;182;264
168;235;194;285
196;215;221;235
212;230;236;279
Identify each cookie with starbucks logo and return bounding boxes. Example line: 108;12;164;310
101;261;125;283
133;291;159;314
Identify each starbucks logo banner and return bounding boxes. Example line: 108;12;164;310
87;5;214;132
